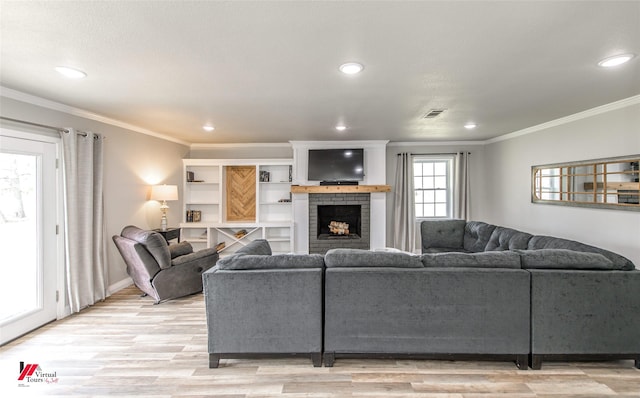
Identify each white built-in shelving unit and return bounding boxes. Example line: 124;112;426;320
181;159;294;256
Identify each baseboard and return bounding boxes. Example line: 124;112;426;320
108;277;133;295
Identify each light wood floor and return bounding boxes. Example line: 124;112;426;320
2;286;639;397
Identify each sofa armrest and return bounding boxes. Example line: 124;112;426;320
172;248;218;267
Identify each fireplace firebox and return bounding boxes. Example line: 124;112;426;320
308;193;370;254
317;205;361;239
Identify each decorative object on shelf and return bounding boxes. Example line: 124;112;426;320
260;170;271;182
234;229;248;239
186;171;195;182
186;210;202;222
215;242;226;251
226;166;257;222
289;165;292;182
532;155;640;211
151;184;179;231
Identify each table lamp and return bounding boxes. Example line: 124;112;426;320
151;184;178;231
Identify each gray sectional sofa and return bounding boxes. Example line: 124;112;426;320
202;222;640;369
421;219;640;369
323;249;531;369
202;240;324;368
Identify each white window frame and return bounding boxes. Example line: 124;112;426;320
413;155;455;219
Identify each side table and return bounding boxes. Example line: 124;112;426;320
153;227;181;244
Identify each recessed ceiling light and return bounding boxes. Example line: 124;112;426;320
203;125;215;132
464;123;477;129
598;53;635;68
55;66;87;79
335;125;347;131
339;62;364;74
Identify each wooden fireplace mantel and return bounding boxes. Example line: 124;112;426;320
290;185;391;194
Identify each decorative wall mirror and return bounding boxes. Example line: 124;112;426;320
532;155;640;211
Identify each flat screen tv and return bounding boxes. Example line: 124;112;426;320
308;148;364;182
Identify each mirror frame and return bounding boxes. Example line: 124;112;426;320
531;154;640;211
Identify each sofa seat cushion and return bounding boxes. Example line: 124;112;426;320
121;225;172;269
325;248;423;268
217;253;324;270
485;227;533;251
518;249;620;270
528;235;635;271
421;251;521;269
420;219;466;252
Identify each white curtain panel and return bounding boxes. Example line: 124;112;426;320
393;153;415;252
61;128;107;313
454;152;471;221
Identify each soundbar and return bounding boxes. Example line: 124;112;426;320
319;181;359;186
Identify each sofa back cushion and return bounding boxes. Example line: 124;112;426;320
325;248;423;268
420;219;466;252
421;251;522;269
518;249;620;270
484;227;533;251
463;221;497;252
528;235;635;270
217;253;324;270
121;225;172;269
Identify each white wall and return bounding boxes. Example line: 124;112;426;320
189;144;292;159
483;101;640;267
1;96;190;290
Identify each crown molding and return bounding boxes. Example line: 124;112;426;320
190;142;292;149
0;86;190;146
485;94;640;145
388;140;485;147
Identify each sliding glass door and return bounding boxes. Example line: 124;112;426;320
0;132;58;345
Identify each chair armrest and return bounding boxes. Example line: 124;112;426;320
172;248;218;267
169;241;193;259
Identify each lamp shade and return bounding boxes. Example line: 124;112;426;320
151;184;178;201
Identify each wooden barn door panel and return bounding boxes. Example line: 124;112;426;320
225;166;256;221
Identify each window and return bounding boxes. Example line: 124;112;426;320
413;156;454;218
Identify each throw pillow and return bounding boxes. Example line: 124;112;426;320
235;239;272;256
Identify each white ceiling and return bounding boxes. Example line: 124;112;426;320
1;1;639;144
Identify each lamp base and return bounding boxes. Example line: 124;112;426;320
160;203;169;231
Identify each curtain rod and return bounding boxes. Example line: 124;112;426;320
0;116;102;138
0;116;68;133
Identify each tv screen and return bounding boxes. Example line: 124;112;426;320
308;149;364;182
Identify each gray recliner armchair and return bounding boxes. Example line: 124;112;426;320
113;225;218;304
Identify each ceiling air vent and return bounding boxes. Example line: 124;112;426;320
423;109;446;118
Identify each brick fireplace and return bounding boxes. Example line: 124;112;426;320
290;140;388;254
308;193;370;254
